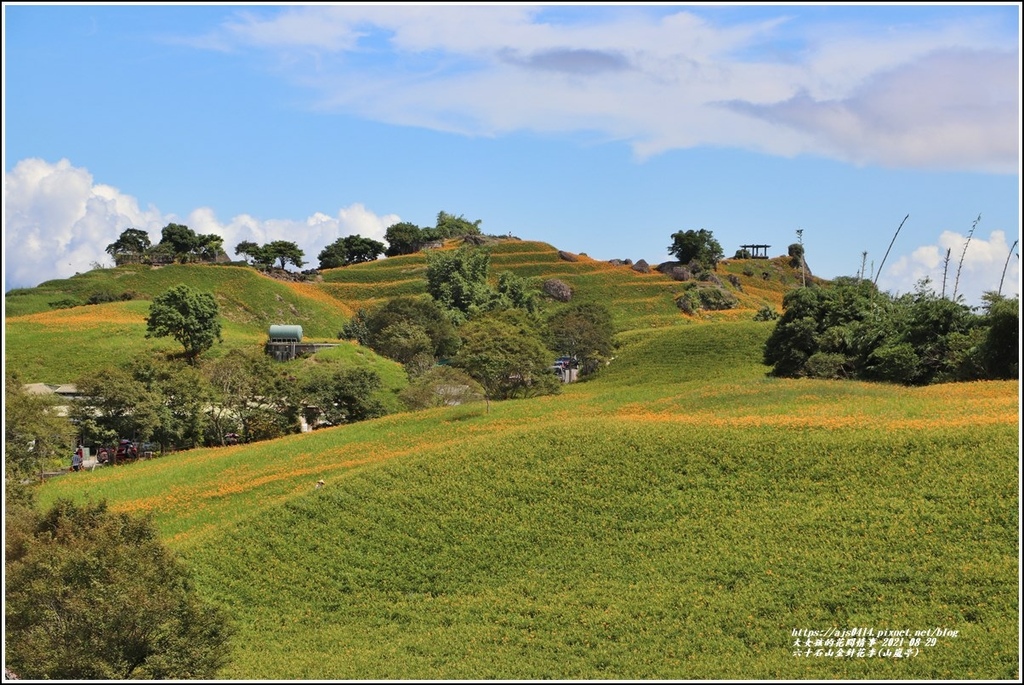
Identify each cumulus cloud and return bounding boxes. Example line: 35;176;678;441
190;5;1018;171
3;159;400;292
882;228;1020;306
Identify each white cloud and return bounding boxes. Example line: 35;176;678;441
882;229;1020;306
3;159;400;291
197;5;1019;172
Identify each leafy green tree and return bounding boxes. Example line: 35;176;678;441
234;240;264;265
158;223;201;263
494;271;540;315
105;228;152;263
546;302;616;376
146;284;222;364
977;293;1020;379
426;246;495;321
5;370;76;479
4;499;235;679
347;296;461;361
201;348;301;444
668;228;724;270
129;354;211;451
374;321;435;367
318;235;387;269
384;222;425;256
70;367;161;449
434;211;482;238
453;311;561;408
195;233;226;262
263;240;306;270
302;367;388;427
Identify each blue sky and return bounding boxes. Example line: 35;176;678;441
3;2;1021;306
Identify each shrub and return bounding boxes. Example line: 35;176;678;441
804;352;848;379
753;306;778;322
696;286;737;311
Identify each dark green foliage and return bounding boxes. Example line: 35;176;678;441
434;211;483;239
733;248;752;259
70;366;161;447
752;305;779;321
263;240;306;270
546;302;616;376
426;246;495;321
346;296;461;361
763;279;1013;385
129;354;211;451
159;223;200;261
977;293;1019;379
202;348;301;444
302;367;388;427
318;235;386;269
695;286;737;311
384;222;426;256
146;284;223;363
4;499;235;679
5;370;76;479
453;310;561;404
494;270;540;314
106;228;152;262
667;229;724;271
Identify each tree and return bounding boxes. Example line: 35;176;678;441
452;311;560;409
159;223;201;263
105;228;152;263
302;367;387;427
201;348;300;444
69;367;161;449
426;246;495;321
5;370;76;480
347;296;461;361
4;498;235;679
318;235;387;269
195;233;226;262
234;240;264;265
146;284;222;364
668;229;724;270
128;354;211;451
263;240;306;270
434;211;482;238
546;302;615;376
384;222;425;256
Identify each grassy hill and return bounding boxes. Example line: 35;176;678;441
31;322;1019;680
5;239;807;384
7;240;1017;679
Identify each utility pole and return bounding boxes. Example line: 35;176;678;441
796;228;805;287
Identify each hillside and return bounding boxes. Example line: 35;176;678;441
4;239;811;384
8;239;1016;679
30;321;1019;680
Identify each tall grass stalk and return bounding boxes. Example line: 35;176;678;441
873;214;909;288
997;238;1018;297
952;213;980;302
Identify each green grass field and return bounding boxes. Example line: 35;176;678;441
34;322;1019;680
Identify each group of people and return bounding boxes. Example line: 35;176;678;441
70;445;85;472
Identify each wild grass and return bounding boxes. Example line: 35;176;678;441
35;322;1019;680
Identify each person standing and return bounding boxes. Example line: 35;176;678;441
71;447;84;472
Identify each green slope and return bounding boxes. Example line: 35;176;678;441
34;322;1019;680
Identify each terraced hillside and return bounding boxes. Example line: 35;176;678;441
5;239;807;383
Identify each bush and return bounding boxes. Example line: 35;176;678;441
4;499;235;679
804;352;848;379
695;286;736;311
753;305;778;322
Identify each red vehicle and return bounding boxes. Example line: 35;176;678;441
98;440;139;465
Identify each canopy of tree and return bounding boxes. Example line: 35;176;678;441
4;497;235;679
145;284;223;364
668;229;724;270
